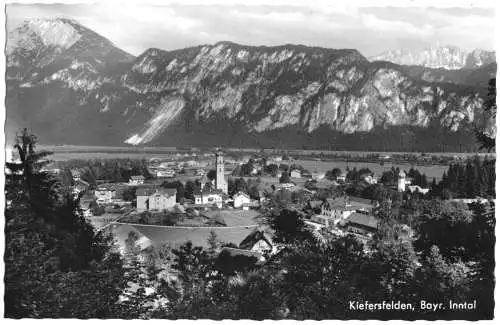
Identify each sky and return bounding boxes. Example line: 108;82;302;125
4;0;497;57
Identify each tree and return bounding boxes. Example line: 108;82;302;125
267;209;310;244
207;230;220;256
207;169;217;181
4;129;128;318
475;78;496;152
122;186;137;202
279;171;290;184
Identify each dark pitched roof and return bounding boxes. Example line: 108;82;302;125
194;188;225;196
349;196;373;206
136;187;176;197
220;247;263;260
233;191;250;199
74;179;89;187
239;229;274;250
346;213;379;230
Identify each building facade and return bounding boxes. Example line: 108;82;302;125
233;191;251;208
136;187;177;212
194;190;223;208
398;170;406;192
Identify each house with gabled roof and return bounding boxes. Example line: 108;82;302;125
342;212;379;237
136;187;177;212
239;228;277;256
233;191;251;209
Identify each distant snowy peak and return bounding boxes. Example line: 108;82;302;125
7;18;82;54
370;46;495;70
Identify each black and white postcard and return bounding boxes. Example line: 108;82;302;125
2;0;497;320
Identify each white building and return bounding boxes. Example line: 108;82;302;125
71;169;82;182
194;190;224;208
364;175;378;185
290;169;302;178
336;171;347;182
398;170;406;192
408;185;430;195
312;172;326;181
233;191;251;209
129;175;145;185
95;186;116;204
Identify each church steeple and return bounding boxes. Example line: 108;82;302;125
214;149;228;194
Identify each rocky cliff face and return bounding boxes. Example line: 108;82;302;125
5;19;495;151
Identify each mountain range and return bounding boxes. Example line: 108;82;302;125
5;18;496;152
369;45;495;70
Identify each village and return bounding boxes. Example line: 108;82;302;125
60;148;449;264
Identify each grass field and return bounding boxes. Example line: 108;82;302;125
110;223;259;249
203;210;260;227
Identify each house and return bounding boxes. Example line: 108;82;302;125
363;175;378;185
277;183;296;190
72;179;89;197
219;247;266;263
239;229;278;256
290;169;302;178
129;175;145;185
233;191;251;209
196;169;205;176
71;169;82;182
194;189;224;208
136;187;177;212
342;212;379;237
320;197;356;225
301;171;312;179
336;171;347;182
80;193;95;217
349;196;375;213
312;172;326;181
95;185;116;204
157;168;175;178
407;185;430;195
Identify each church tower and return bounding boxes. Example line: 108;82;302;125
215;150;228;194
398;170;406;192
